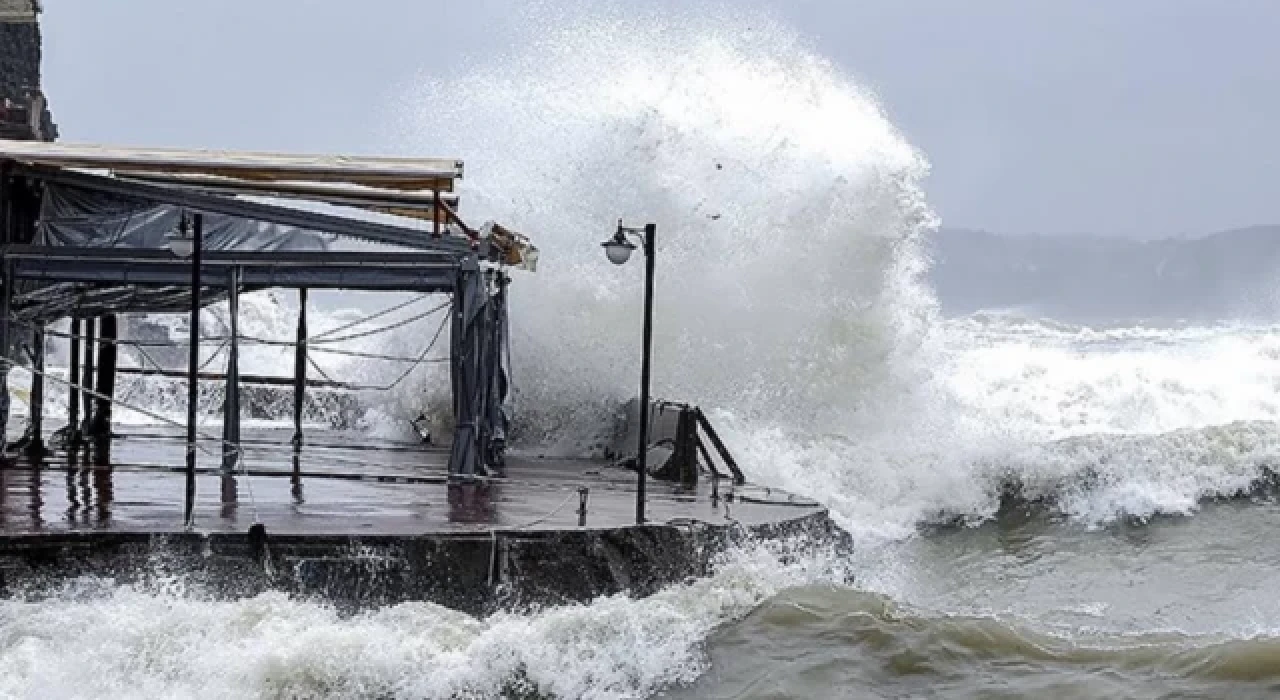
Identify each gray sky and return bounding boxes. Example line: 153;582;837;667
39;0;1280;238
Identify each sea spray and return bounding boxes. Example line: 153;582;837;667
19;4;1280;537
396;8;944;501
390;5;1280;536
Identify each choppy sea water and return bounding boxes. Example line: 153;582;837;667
6;5;1280;698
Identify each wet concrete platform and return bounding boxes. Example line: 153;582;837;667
0;427;836;612
0;426;821;535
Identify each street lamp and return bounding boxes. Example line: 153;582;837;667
166;211;196;259
175;209;204;528
602;219;656;524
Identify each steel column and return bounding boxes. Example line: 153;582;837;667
0;259;11;451
90;315;117;440
292;287;307;450
80;318;95;436
183;213;203;527
67;318;80;445
25;324;44;455
221;267;240;472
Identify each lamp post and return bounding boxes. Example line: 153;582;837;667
169;210;201;527
602;220;656;524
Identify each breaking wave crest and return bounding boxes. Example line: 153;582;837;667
397;5;937;456
0;539;844;700
387;5;1280;537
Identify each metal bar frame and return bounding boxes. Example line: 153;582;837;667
67;318;80;445
25;323;44;454
8;163;477;254
80;318;95;435
221;266;240;473
292;288;307;449
183;213;202;527
0;258;10;450
116;366;352;390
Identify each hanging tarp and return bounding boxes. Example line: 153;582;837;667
483;277;510;466
35;183;335;252
447;265;487;478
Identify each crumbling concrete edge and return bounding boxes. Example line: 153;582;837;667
0;509;845;614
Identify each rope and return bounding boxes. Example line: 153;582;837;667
12;312;450;364
302;308;452;393
198;339;228;372
21;321;223;348
307;300;451;345
308;345;449;364
506;490;580;530
310;294;435;341
360;310;452;391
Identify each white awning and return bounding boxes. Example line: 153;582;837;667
0;139;462;192
115;171;459;223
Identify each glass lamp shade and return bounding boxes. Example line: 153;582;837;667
165;230;195;259
602;238;636;265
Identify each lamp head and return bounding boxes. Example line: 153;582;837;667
601;230;636;265
166;212;195;258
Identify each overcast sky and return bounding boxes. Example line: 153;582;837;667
37;0;1280;238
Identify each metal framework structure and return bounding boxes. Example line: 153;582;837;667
0;139;519;525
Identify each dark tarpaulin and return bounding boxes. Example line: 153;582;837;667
35;182;335;252
447;264;487;478
481;276;510;468
445;270;512;477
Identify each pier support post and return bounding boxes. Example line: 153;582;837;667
67;318;81;446
0;259;11;454
90;315;117;442
292;287;307;450
23;324;45;456
221;268;240;473
79;318;95;436
184;212;203;528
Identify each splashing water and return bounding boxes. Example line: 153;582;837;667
394;7;953;530
0;539;843;700
7;7;1280;699
389;6;1280;538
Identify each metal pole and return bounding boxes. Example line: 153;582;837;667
221;267;240;473
184;213;203;527
68;318;80;444
26;324;44;455
292;287;307;450
0;259;10;453
80;319;95;435
636;223;656;524
91;315;118;440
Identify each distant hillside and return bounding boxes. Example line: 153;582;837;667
927;226;1280;323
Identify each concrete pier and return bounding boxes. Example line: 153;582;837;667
0;426;836;613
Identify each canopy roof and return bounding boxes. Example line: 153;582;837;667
114;171;458;223
0;139;462;192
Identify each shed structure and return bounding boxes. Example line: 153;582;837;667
0;139;522;525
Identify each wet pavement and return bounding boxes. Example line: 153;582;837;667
0;426;822;536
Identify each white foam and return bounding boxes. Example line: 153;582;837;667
0;540;840;700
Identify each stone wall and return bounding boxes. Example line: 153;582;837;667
0;1;57;141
